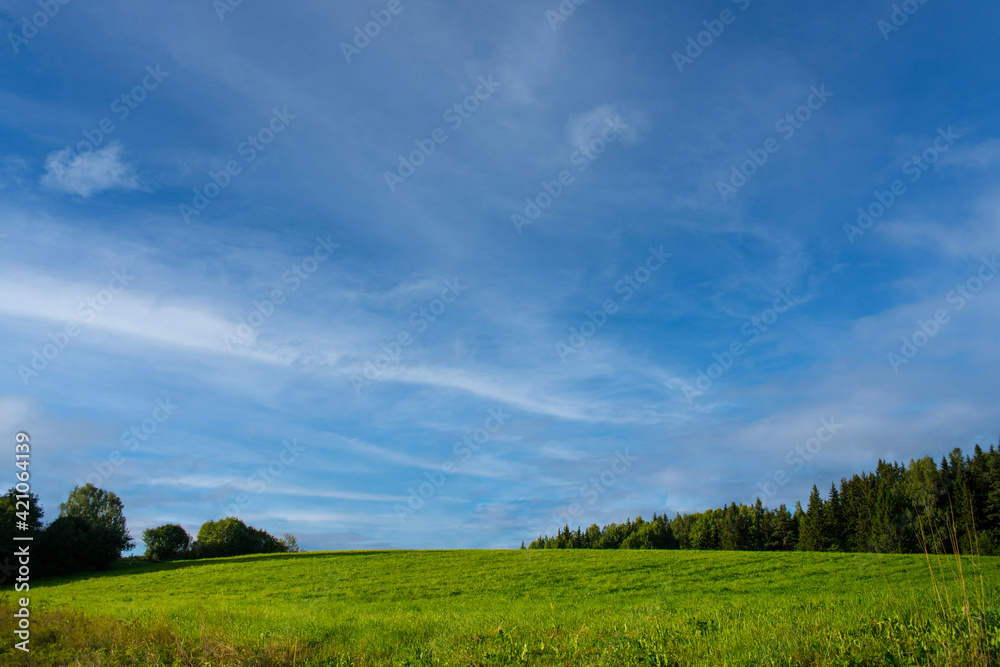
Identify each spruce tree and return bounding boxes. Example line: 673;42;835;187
799;485;824;551
823;482;844;551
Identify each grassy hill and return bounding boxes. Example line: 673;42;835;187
2;549;998;666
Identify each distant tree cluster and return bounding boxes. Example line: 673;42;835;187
529;445;1000;556
529;513;677;550
177;517;294;559
138;518;299;562
1;483;299;581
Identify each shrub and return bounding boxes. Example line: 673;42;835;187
142;524;192;561
193;518;286;558
280;532;301;553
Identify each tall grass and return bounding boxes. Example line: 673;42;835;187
863;495;999;667
907;498;997;666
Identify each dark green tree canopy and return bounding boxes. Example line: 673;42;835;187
0;488;44;533
528;443;1000;557
194;517;287;558
0;489;45;585
36;515;123;575
60;483;134;553
142;524;192;561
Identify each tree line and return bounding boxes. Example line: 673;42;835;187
526;444;1000;556
1;483;298;581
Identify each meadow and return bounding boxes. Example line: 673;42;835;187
1;549;998;666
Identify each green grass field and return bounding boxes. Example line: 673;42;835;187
2;549;998;666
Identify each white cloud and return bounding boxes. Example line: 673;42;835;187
0;271;259;358
140;474;404;502
566;104;642;152
567;105;614;150
41;142;139;197
375;364;619;423
879;189;1000;259
941;138;1000;170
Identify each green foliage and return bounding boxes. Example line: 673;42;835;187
798;484;825;551
529;443;1000;557
0;488;44;534
620;518;672;549
279;532;301;553
0;489;44;585
142;524;191;561
59;483;134;554
14;484;135;577
35;516;123;575
193;517;287;558
530;514;678;550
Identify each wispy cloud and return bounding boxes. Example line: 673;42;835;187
565;104;641;150
41;142;139;197
3;0;998;551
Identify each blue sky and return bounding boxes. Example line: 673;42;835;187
1;0;998;551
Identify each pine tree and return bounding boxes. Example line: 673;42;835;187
799;485;824;551
519;445;995;556
823;482;844;551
